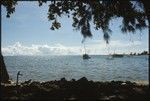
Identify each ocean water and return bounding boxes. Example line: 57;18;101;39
4;55;149;82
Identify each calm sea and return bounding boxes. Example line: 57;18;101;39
4;55;149;82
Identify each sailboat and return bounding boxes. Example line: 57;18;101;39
82;43;91;60
111;51;124;58
112;53;124;58
111;50;124;58
106;44;114;60
126;40;135;57
83;54;91;59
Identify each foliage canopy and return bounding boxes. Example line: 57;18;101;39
1;0;149;43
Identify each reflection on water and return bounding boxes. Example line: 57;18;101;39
4;55;148;82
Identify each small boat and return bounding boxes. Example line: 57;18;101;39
125;55;132;57
83;54;91;59
106;56;114;60
112;54;124;58
82;42;91;60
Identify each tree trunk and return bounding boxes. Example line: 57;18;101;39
0;5;9;83
0;54;9;83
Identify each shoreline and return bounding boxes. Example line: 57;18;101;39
133;80;149;85
1;77;149;100
3;79;149;86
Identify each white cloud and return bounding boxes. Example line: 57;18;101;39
2;40;144;56
2;42;81;56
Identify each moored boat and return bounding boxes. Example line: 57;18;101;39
83;54;91;59
112;54;124;58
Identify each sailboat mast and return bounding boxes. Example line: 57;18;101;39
84;43;86;54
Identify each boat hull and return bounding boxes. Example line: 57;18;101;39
112;54;124;58
83;54;91;59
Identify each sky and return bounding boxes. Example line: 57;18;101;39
1;1;149;56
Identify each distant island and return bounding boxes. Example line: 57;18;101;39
109;51;149;57
129;51;149;56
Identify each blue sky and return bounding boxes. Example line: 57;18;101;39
2;1;149;55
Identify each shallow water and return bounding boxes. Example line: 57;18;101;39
4;55;149;82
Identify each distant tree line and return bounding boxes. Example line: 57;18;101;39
129;50;149;56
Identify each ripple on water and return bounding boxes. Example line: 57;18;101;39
4;55;149;82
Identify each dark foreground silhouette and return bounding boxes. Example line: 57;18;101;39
1;77;149;100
